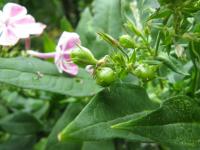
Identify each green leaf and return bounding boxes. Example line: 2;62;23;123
0;90;48;119
156;53;190;76
58;83;158;141
45;103;83;150
82;141;115;150
0;135;36;150
166;144;200;150
0;57;103;97
0;112;42;135
34;138;47;150
148;8;172;21
42;33;56;53
113;96;200;147
60;17;73;32
0;104;8;118
76;0;123;58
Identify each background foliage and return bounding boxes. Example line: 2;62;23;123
0;0;200;150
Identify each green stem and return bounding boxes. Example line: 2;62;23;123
141;35;153;55
118;46;129;61
155;31;161;56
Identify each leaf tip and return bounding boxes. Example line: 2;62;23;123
57;131;69;142
57;132;63;142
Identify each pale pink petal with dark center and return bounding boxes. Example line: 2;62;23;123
27;32;80;76
55;32;80;75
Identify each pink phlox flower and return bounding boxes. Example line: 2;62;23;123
0;3;46;46
55;32;80;75
27;32;80;76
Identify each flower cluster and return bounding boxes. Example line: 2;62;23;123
0;3;97;76
0;3;115;86
0;3;46;46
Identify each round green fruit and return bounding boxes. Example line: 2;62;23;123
95;67;116;87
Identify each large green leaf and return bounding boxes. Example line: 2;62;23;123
58;83;158;141
76;0;123;58
113;96;200;147
0;112;42;135
0;57;102;97
45;103;83;150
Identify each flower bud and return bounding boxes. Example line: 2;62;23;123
70;46;97;67
95;67;116;87
119;35;136;48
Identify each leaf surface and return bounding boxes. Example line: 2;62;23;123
0;57;102;97
113;96;200;146
59;83;158;141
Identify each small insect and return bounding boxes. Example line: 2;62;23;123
35;71;44;79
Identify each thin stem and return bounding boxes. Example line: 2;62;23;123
118;46;129;61
25;38;31;50
155;31;161;56
141;34;153;55
27;50;56;59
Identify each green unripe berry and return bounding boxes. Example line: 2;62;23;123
119;35;136;48
95;67;116;87
134;64;157;81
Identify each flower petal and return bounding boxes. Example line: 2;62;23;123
0;10;4;21
13;22;46;38
62;62;79;76
55;53;78;75
3;3;27;18
26;23;46;35
56;31;80;53
14;14;35;24
11;15;45;38
0;27;19;46
57;59;78;76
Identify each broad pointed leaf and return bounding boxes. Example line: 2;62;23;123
0;57;102;97
113;96;200;147
58;83;158;141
